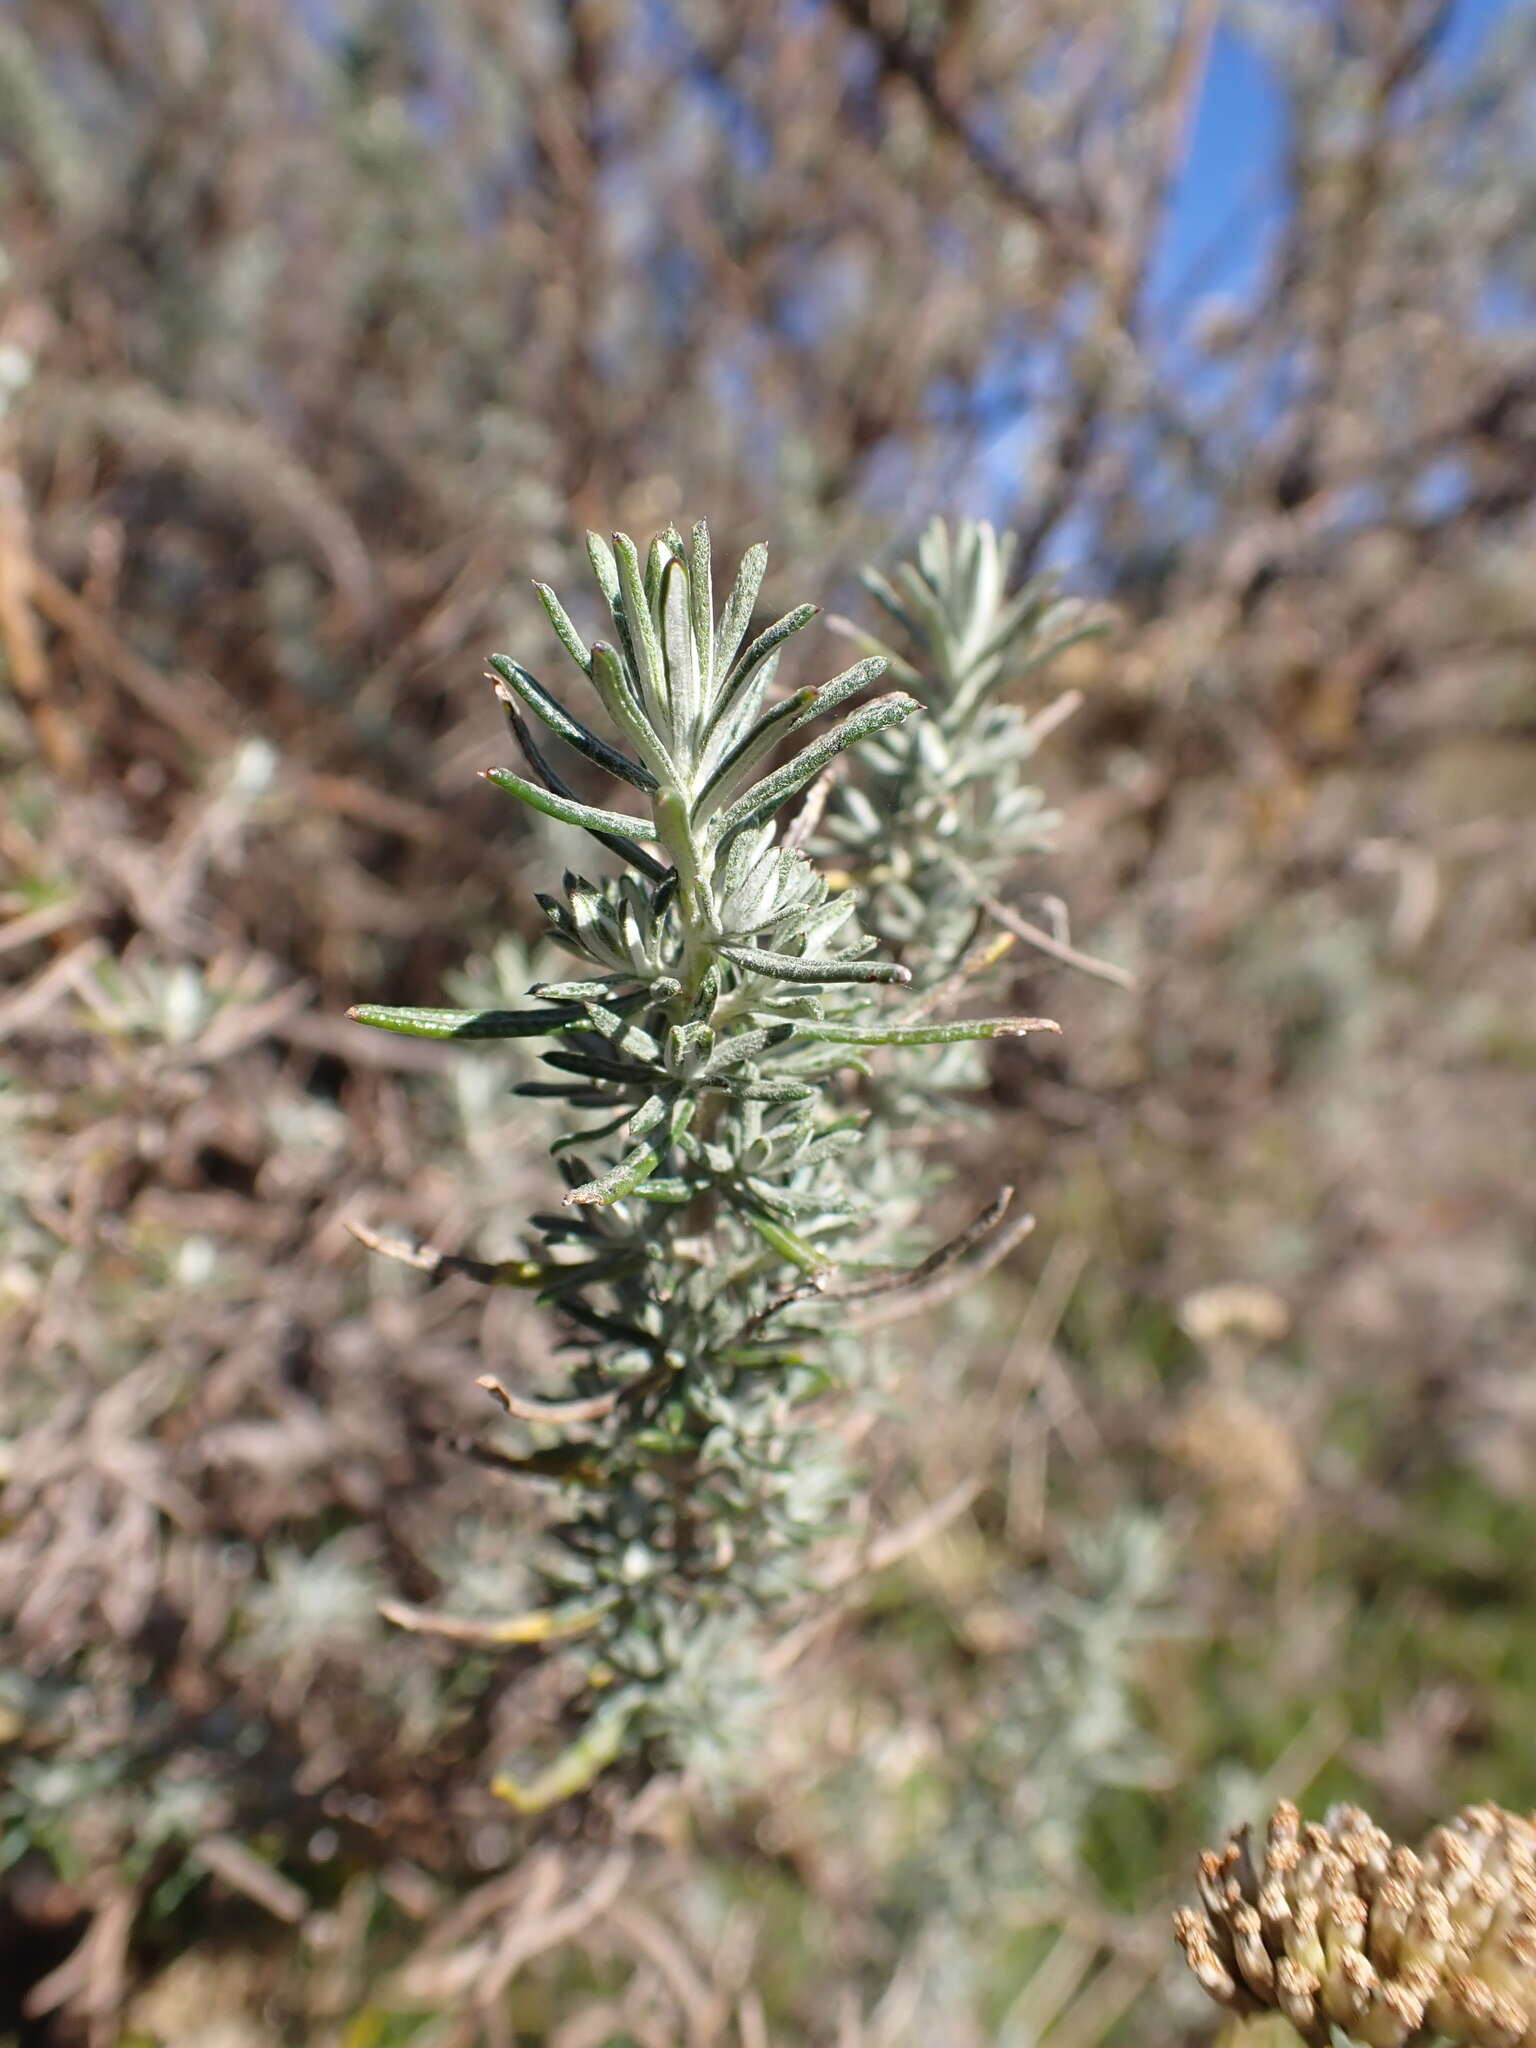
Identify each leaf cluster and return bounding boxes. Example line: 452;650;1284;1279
822;517;1101;972
352;522;1046;1799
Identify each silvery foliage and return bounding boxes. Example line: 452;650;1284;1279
992;1514;1175;1891
825;526;1173;1958
824;516;1098;981
353;522;1046;1804
825;517;1102;1192
823;1515;1175;1935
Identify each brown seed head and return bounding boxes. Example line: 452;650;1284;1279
1176;1802;1536;2048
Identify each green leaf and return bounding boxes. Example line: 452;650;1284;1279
707;603;820;741
644;531;672;609
514;1082;612;1103
627;1178;695;1203
792;1015;1060;1046
716;1345;817;1374
483;767;659;843
786;655;889;733
691;686;818;819
627;1092;669;1139
660;553;701;753
586;529;622;609
348;1004;579;1039
492;1695;642;1813
527;976;682;1005
550;1106;633;1154
589;641;677;782
587;531;650;719
687;962;722;1020
488;654;657;792
718;944;910;987
689;521;714;691
530;978;627;1001
565;1140;663;1207
666;1020;715;1066
716;1075;818;1101
694;654;889;819
613;531;670;737
532;580;592;674
541;1049;662;1087
739;1208;831;1275
702;657;776;779
713;540;767;682
695;1023;796;1077
712;693;920;843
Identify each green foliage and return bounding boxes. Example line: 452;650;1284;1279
352;520;1061;1802
823;517;1099;975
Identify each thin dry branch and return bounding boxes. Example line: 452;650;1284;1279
345;1219;543;1289
737;1185;1036;1342
0;463;82;779
475;1848;636;2008
477;1373;621;1426
847;1204;1039;1332
192;1835;310;1926
831;0;1098;270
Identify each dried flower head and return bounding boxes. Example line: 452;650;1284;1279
1164;1384;1305;1559
1176;1800;1536;2048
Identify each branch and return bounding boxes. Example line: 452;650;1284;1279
345;1218;544;1289
831;0;1097;271
476;1373;620;1427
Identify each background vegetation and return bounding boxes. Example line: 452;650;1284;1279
1;1;1534;2041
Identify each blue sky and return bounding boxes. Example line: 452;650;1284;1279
1150;0;1518;316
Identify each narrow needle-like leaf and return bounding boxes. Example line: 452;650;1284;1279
661;555;701;751
533;580;592;673
689;520;714;692
589;640;679;782
713;540;767;680
503;713;670;882
786;655;889;732
718;944;911;987
482;767;659;843
613;531;670;738
707;603;820;740
713;694;919;843
489;655;657;792
492;1698;641;1813
792;1015;1059;1046
691;686;818;820
348;1003;582;1038
564;1140;664;1207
